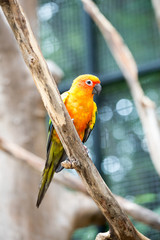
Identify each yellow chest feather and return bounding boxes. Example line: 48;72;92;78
65;95;94;140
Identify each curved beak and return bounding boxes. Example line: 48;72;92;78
92;84;102;95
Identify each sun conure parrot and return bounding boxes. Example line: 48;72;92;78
36;74;102;207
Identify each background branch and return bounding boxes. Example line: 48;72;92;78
151;0;160;31
0;0;151;239
1;136;160;231
0;137;86;193
82;0;160;177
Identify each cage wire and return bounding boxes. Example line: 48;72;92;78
38;0;160;239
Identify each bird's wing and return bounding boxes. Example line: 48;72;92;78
36;91;69;207
46;91;69;170
83;102;97;143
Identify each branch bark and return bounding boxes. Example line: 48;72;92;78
0;1;105;239
96;232;111;240
0;0;150;239
81;0;160;177
116;195;160;230
0;137;87;193
1;136;160;231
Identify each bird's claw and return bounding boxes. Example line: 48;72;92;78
61;158;80;170
84;145;89;155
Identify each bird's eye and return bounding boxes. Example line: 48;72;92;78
86;80;93;86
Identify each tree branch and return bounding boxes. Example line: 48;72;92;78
151;0;160;31
0;0;150;239
0;137;87;193
0;136;160;231
95;232;111;240
116;195;160;230
81;0;160;178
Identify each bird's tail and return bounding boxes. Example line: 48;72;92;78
36;162;55;208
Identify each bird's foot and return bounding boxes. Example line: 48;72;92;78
61;158;80;170
84;145;89;155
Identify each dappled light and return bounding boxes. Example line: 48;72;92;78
116;99;133;116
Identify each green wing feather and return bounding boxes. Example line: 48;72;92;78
83;102;97;143
36;91;69;207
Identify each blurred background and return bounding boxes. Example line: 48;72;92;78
37;0;160;239
0;0;160;239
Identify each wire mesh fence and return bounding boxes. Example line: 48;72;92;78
38;0;160;81
97;72;160;239
38;0;160;239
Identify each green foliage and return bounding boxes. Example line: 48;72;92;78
72;226;98;240
134;193;157;204
134;222;149;235
154;206;160;215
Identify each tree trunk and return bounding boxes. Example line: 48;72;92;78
0;0;48;239
0;1;107;239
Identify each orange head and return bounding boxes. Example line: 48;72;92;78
70;74;102;97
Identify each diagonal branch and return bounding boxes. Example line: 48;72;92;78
1;124;158;236
0;136;160;231
0;0;149;239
